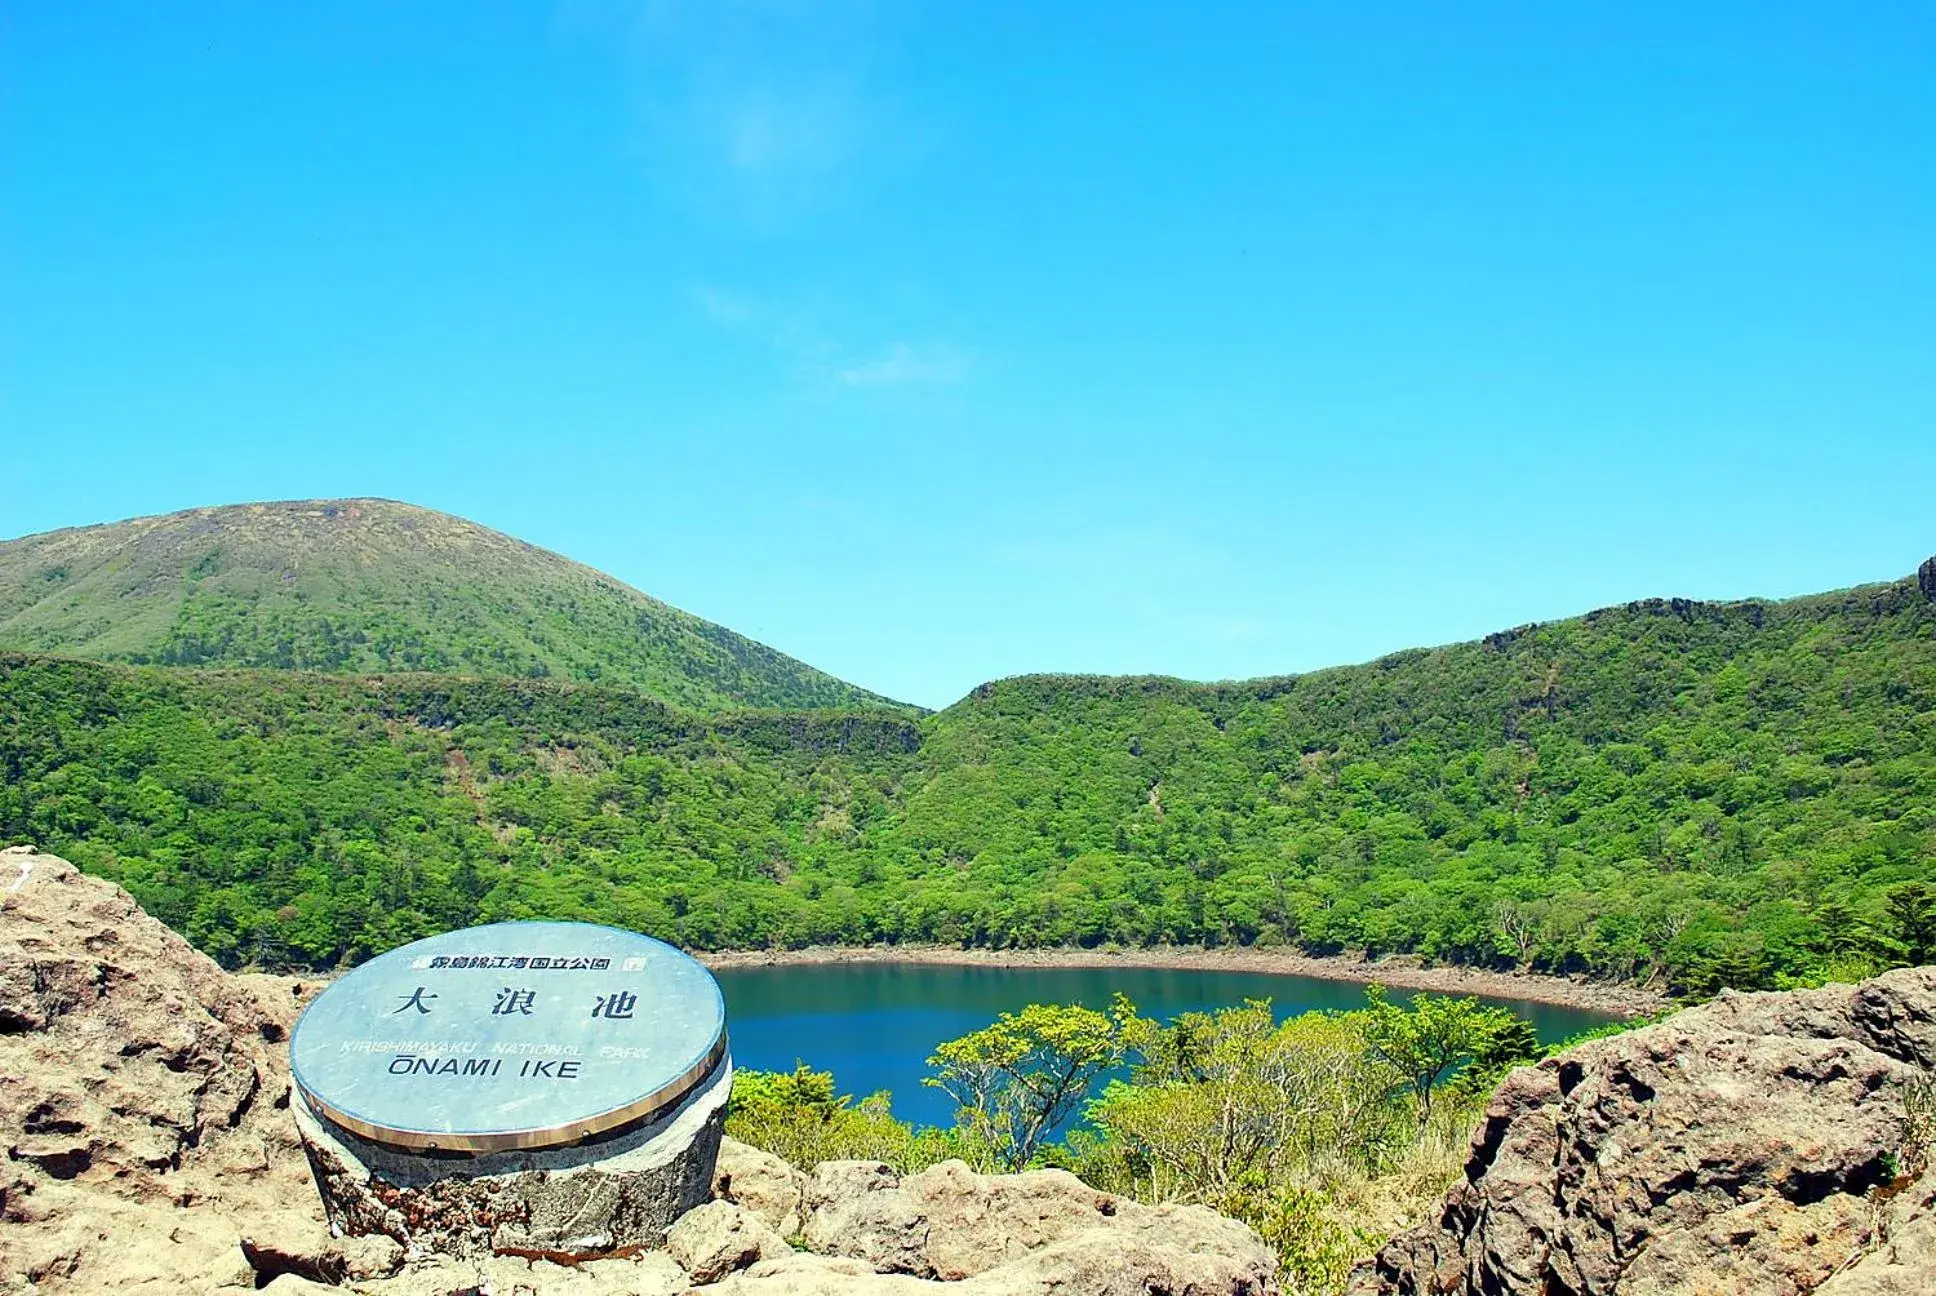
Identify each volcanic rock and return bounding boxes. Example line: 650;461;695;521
0;845;362;1291
1349;968;1936;1295
665;1200;791;1283
710;1136;809;1237
796;1156;1276;1289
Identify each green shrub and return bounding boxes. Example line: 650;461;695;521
727;1063;945;1171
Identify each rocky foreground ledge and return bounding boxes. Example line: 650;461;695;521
1348;962;1936;1295
0;847;1274;1294
4;843;1935;1295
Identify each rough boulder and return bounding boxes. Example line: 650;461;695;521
0;845;386;1292
1350;967;1936;1295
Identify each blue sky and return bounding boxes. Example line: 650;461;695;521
4;3;1931;709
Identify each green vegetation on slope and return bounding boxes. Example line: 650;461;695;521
0;499;905;713
4;565;1933;996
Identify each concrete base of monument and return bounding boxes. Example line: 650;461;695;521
292;1056;732;1261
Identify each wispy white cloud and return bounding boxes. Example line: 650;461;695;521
694;284;756;327
694;286;838;365
838;343;969;387
714;82;858;185
696;286;969;391
560;0;911;226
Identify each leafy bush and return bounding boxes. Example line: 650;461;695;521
1056;992;1532;1290
1220;1186;1378;1296
726;1064;954;1172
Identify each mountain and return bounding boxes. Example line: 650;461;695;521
0;499;904;713
3;560;1932;994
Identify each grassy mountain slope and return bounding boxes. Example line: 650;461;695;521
4;566;1932;994
0;499;904;713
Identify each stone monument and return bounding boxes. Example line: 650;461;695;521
288;920;731;1259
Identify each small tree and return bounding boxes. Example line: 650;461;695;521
727;1064;927;1170
1087;1001;1407;1200
1887;883;1936;966
927;997;1138;1170
1360;985;1533;1125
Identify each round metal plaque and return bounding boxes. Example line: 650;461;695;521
290;921;728;1153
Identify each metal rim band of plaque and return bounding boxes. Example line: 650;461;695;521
290;920;730;1154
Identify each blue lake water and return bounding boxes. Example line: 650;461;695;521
715;962;1613;1128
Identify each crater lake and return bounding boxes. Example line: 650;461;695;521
714;962;1617;1127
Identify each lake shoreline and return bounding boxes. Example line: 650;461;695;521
697;944;1669;1018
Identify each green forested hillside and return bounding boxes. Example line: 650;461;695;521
5;564;1933;997
0;499;903;713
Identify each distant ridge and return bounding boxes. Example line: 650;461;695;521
0;499;906;713
0;549;1931;995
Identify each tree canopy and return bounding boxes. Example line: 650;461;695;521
4;568;1933;997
